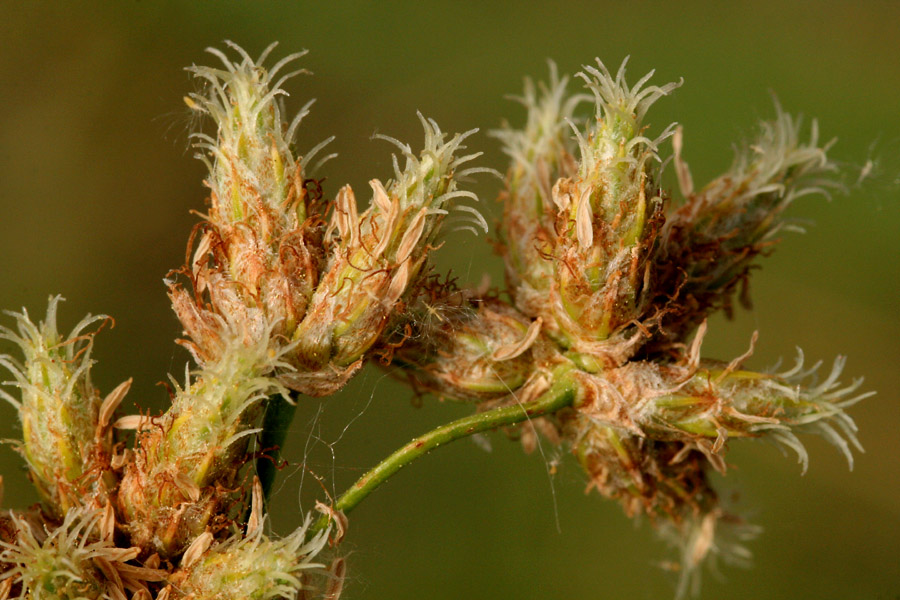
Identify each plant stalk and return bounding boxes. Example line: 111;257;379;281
311;371;576;534
256;392;300;503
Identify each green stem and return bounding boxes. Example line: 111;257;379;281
256;392;300;503
311;371;576;534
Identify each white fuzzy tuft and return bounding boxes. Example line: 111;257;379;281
658;509;762;600
765;351;872;473
575;57;681;181
492;61;589;206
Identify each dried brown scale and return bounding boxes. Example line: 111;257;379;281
567;418;717;522
647;220;766;350
116;429;234;557
0;512;19;597
169;174;328;371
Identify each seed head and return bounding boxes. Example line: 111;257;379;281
117;323;290;556
0;297;125;516
170;41;329;368
166;514;331;600
0;507;146;600
287;115;490;395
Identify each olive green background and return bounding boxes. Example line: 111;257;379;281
1;2;898;598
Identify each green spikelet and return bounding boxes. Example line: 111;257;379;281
0;297;123;515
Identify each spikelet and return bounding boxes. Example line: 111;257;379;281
287;115;490;395
498;59;680;362
493;62;587;297
570;327;869;475
651;101;840;345
0;297;127;515
565;413;763;598
657;506;762;599
170;41;328;369
560;326;869;595
166;514;331;600
550;60;678;350
116;323;290;557
0;506;158;600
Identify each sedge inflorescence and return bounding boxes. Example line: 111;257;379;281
0;42;870;599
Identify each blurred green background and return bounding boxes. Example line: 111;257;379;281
1;2;898;598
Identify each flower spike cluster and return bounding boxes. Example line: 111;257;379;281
170;44;489;397
0;43;869;599
383;58;869;594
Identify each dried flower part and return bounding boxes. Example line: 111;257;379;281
567;417;761;598
165;515;330;600
170;41;330;367
0;509;25;599
571;420;716;520
287;116;489;395
386;294;547;401
0;506;153;600
493;63;586;296
652;103;839;345
117;326;290;556
0;297;123;515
